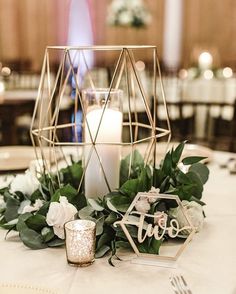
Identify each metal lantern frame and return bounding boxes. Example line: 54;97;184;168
30;45;171;193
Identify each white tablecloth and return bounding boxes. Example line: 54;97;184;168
0;151;236;294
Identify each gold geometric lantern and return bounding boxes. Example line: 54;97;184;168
30;45;171;198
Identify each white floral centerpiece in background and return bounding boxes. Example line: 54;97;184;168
107;0;152;28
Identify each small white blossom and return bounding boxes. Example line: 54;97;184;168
135;198;150;214
46;196;77;239
170;200;204;234
10;170;40;196
148;187;160;203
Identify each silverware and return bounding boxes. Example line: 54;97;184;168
169;273;193;294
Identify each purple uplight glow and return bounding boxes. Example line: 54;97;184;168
67;0;94;75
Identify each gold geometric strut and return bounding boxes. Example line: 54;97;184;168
30;45;171;198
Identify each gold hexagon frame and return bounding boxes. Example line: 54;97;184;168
114;191;196;262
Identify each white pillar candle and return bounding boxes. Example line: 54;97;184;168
163;0;183;71
84;98;122;198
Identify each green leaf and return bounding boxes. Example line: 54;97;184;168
172;142;185;164
153;169;166;188
115;224;138;239
137;239;149;253
47;238;65;247
115;240;131;249
78;206;94;219
16;213;32;232
19;228;47;249
137;166;152;192
106;199;119;213
30;189;44;202
120;150;144;185
95;245;110;258
97;231;114;250
186;171;203;199
60;162;83;189
109;195;131;213
162;151;172;175
176;170;192;185
105;212;118;224
182;156;207;165
96;216;105;236
41;227;54;242
159;176;170;193
52;184;78;203
119;179;139;198
26;214;47;231
37;202;50;216
50;191;60;203
148;237;162;255
1;218;18;230
189;163;209;184
87;199;104;211
4;197;20;222
75;193;87;211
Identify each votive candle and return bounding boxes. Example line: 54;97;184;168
65;220;96;267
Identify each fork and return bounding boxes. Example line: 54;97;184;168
169;273;193;294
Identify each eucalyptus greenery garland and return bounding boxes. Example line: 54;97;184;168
0;142;209;264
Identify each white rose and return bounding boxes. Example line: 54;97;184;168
10;170;40;196
46;196;77;239
135;198;150;214
170;200;204;234
21;199;44;214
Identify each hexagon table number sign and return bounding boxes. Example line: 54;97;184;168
30;45;171;199
114;191;196;268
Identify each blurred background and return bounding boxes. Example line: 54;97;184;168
0;0;236;152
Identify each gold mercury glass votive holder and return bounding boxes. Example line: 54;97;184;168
65;220;96;267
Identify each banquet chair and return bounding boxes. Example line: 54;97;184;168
156;99;236;152
0;100;35;145
156;77;195;143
